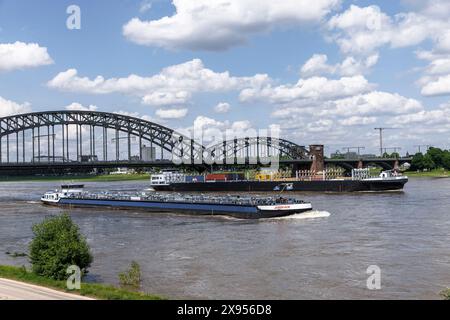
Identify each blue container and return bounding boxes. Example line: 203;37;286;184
185;175;205;183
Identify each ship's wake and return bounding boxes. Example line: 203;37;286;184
270;210;331;221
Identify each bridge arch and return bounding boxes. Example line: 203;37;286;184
204;137;309;163
0;111;204;163
364;161;393;171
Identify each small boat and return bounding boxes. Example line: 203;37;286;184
41;185;313;219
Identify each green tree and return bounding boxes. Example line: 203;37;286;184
427;147;444;168
29;213;93;280
442;152;450;170
390;152;400;159
422;153;435;170
411;152;425;170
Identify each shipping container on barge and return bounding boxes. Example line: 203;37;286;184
150;168;408;192
40;185;313;219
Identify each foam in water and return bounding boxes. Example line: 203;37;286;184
270;210;331;220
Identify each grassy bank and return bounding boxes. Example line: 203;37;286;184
441;289;450;299
405;168;450;178
0;265;164;300
0;173;150;183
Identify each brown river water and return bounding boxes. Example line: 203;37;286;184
0;177;450;299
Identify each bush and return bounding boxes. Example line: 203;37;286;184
118;261;142;290
29;213;93;280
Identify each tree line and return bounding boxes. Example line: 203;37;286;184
411;147;450;171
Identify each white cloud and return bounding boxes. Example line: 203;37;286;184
326;3;450;99
300;53;379;77
388;103;450;126
306;119;334;133
434;30;450;53
0;96;32;117
332;91;423;116
327;5;444;55
123;0;341;51
47;59;269;106
139;0;152;13
214;102;231;113
339;116;376;126
271;91;421;119
270;89;423;148
240;75;373;104
65;102;98;111
403;0;450;19
177;115;257;145
300;54;336;77
423;57;450;76
417;47;450;96
155;108;188;119
421;74;450;96
142;91;191;106
327;5;393;54
0;41;53;72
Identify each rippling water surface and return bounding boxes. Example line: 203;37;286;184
1;177;450;299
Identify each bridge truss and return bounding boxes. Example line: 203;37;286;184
0;111;205;164
204;137;310;163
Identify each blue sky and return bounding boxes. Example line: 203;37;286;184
1;0;450;155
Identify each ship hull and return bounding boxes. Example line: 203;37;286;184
153;178;408;192
42;198;312;219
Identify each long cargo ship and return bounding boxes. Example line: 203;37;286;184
150;169;408;192
40;185;313;219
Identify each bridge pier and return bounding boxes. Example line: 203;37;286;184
394;159;400;172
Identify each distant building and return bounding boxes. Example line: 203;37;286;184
141;145;156;162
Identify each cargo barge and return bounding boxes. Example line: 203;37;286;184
40;185;313;219
150;169;408;192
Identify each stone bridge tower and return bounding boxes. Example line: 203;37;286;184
309;144;324;172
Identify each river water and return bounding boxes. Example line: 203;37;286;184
0;177;450;299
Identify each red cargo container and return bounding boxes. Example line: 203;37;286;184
206;174;228;181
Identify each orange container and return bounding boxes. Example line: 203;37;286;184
206;174;227;181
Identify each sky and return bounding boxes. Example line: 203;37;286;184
1;0;450;156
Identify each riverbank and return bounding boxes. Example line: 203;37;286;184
405;169;450;178
0;173;150;183
0;265;164;300
441;289;450;299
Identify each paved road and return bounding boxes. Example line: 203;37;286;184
0;278;93;300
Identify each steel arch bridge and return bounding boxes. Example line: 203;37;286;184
0;110;205;164
204;137;310;163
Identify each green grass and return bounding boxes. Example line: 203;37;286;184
0;265;164;300
0;173;150;183
405;168;450;177
441;289;450;299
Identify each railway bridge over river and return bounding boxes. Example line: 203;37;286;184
0;111;411;175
